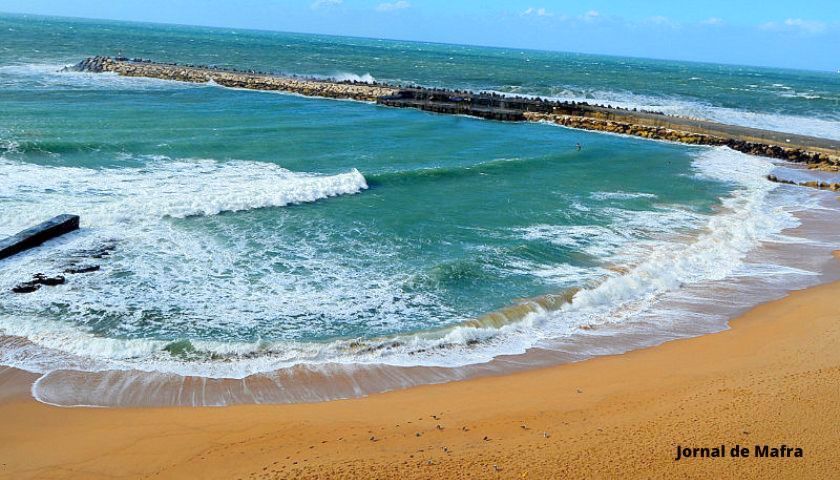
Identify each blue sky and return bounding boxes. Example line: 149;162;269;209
2;0;839;71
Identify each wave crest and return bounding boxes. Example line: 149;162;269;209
329;72;377;84
0;157;367;230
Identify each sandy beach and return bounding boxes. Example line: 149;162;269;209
1;257;837;479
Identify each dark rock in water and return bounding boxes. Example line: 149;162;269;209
35;274;65;286
12;283;40;294
11;272;70;293
64;265;101;274
67;240;118;262
88;242;117;259
28;273;66;286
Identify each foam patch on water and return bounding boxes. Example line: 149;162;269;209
590;191;658;201
518;205;705;261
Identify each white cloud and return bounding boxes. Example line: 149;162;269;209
376;1;411;12
701;17;724;26
646;16;679;28
761;18;827;34
522;7;553;17
583;10;600;21
783;18;827;33
311;0;342;9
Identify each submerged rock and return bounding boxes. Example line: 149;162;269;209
12;283;40;294
64;265;101;274
12;273;67;293
33;274;66;286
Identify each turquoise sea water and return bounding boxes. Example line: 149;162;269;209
1;14;839;398
3;13;839;139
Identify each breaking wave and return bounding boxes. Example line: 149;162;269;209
0;156;367;230
1;147;829;382
328;72;377;84
0;63;193;91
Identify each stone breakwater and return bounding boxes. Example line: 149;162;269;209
524;112;840;170
72;56;398;101
71;57;840;170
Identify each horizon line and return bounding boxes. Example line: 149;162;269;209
1;10;837;74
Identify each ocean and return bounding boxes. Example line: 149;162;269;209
1;13;839;406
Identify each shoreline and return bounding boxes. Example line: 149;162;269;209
71;56;840;170
4;161;840;408
1;255;838;478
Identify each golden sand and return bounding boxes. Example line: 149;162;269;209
1;270;838;479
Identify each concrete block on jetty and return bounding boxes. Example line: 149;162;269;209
0;214;80;261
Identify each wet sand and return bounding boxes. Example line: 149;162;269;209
1;259;839;479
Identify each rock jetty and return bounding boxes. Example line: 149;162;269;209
525;112;839;169
70;57;840;170
72;56;398;101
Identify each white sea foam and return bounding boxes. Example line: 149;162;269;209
0;157;367;232
502;259;606;286
0;138;20;154
0;155;452;377
380;147;817;367
328;72;377;84
589;191;658;201
554;149;790;326
302;71;377;84
0;63;198;91
337;148;817;364
0;147;833;381
519;205;705;261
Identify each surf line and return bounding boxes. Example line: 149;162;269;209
70;56;839;170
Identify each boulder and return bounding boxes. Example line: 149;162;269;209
12;283;40;294
33;274;65;286
64;265;101;274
